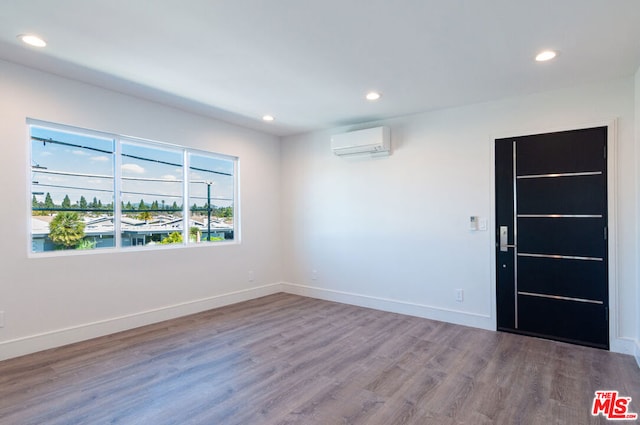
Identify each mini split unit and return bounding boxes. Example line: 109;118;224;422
330;126;391;156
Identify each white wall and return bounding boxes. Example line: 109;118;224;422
0;59;282;360
281;77;637;354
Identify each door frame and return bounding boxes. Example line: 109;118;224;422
490;119;620;351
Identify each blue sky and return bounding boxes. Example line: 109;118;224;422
31;126;234;210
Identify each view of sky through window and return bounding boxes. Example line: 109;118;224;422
31;126;115;206
30;122;236;253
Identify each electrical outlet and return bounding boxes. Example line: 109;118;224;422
248;271;255;282
0;311;4;328
455;289;464;303
311;270;318;281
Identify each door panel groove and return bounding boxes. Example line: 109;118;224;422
517;214;602;218
517;291;604;305
517;252;604;261
516;171;603;179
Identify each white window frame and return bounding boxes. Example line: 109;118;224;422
27;118;239;257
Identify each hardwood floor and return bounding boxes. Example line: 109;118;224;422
1;293;638;424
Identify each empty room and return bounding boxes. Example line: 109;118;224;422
1;1;640;424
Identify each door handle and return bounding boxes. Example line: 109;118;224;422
499;225;516;251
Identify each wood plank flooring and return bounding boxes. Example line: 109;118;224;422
1;293;639;424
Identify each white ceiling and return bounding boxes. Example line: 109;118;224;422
1;1;639;136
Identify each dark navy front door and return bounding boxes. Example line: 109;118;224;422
495;127;609;349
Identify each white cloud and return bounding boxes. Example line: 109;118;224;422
162;174;178;181
72;150;89;156
121;163;145;174
90;156;109;162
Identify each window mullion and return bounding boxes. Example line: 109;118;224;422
182;149;189;245
114;136;122;248
234;159;239;242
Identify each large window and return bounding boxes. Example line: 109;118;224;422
29;120;237;254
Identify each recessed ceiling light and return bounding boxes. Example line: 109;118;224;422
365;91;381;101
535;50;557;62
262;115;275;122
18;34;47;48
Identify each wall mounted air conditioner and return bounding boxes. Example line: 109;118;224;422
330;126;391;156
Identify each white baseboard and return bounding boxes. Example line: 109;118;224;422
0;283;283;362
281;282;638;359
4;282;634;363
281;282;494;331
609;337;636;356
